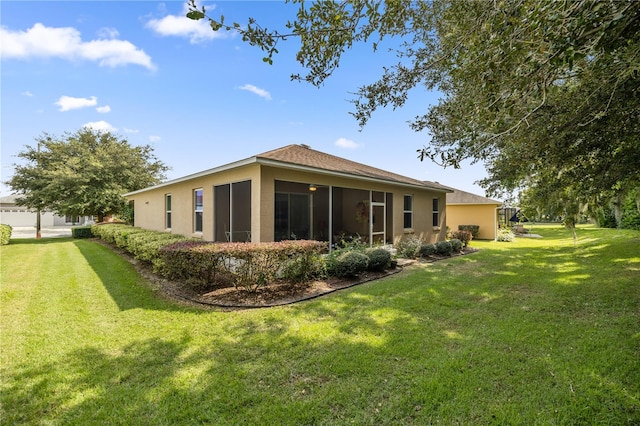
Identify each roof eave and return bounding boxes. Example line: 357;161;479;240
257;158;451;192
124;157;257;196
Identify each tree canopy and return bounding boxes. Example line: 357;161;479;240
188;0;640;223
8;129;168;221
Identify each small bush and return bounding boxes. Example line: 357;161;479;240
365;247;391;272
450;230;473;247
435;240;453;256
458;225;480;239
327;251;369;278
71;226;93;239
396;235;422;259
419;243;437;257
281;253;324;283
159;240;327;291
0;224;12;245
497;229;515;242
449;238;463;253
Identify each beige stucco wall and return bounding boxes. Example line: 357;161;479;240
447;204;499;240
127;163;448;244
127;164;261;241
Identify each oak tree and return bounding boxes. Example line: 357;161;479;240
8;128;168;222
188;0;640;222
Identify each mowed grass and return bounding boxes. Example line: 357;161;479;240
1;225;638;425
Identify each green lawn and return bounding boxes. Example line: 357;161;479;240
1;225;639;425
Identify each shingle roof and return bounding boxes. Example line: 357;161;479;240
125;144;452;196
445;187;502;205
257;144;451;191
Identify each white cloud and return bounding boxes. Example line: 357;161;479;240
238;84;271;100
124;128;139;134
21;90;34;97
83;120;116;132
97;27;119;39
1;23;156;70
96;105;111;113
335;137;361;149
149;135;161;142
146;4;230;44
55;95;97;112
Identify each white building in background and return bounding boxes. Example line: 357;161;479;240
0;195;91;227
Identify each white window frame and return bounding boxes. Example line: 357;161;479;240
432;197;440;227
403;194;413;230
194;188;203;233
165;193;172;230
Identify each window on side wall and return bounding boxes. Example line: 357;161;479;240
432;197;439;227
403;194;413;229
165;194;172;229
194;188;203;233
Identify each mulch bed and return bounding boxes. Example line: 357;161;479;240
94;239;477;310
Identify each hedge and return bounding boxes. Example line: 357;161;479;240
0;224;12;245
158;240;327;291
71;226;93;239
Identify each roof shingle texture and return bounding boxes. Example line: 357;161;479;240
446;188;502;205
257;144;449;190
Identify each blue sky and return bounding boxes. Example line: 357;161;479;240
1;1;489;197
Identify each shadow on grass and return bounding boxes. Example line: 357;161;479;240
71;239;194;312
3;229;637;423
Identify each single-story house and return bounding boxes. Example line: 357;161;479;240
445;187;502;240
0;195;90;228
125;144;453;246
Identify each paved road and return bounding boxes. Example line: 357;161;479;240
9;226;73;239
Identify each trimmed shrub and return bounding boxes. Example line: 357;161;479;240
159;240;327;291
71;226;93;239
91;223;131;244
281;252;324;283
435;240;453;256
419;243;437;257
458;225;480;239
449;238;463;253
0;224;12;245
395;235;422;259
497;229;515;242
450;230;472;247
114;227;149;249
326;250;369;278
365;247;391;272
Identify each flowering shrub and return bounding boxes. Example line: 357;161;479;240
497;229;515;242
395;235;422;259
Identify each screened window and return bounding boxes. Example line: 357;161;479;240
165;194;172;229
403;195;413;229
214;180;251;242
432;198;440;227
194;189;203;233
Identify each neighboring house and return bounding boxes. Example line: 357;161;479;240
125;144;453;245
445;188;502;240
0;195;90;227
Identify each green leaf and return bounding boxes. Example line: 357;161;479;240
186;11;205;21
